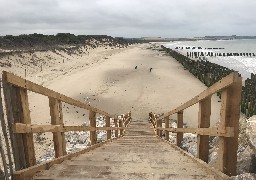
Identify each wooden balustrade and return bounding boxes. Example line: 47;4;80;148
149;72;242;176
1;71;132;179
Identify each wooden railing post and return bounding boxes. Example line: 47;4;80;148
124;114;128;126
106;116;111;140
58;100;66;156
217;75;242;176
119;115;124;136
114;115;118;138
197;96;211;163
158;118;162;137
149;112;153;125
18;88;36;167
7;86;36;168
129;111;132;125
2;81;24;170
177;111;183;147
49;97;66;158
165;116;169;141
89;110;97;145
155;115;159;136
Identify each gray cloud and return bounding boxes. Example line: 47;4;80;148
0;0;255;37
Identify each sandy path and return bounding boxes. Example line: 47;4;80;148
29;44;221;128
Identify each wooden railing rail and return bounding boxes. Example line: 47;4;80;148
149;72;242;176
1;71;132;179
3;71;111;117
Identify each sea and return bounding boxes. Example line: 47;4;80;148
163;39;256;80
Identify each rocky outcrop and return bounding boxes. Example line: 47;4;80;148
232;173;256;180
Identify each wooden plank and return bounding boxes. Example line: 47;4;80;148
151;113;156;128
197;96;211;163
96;127;125;131
49;97;64;158
0;131;9;179
168;143;230;180
158;118;162;137
156;135;230;180
165;116;169;141
0;81;14;176
156;127;234;137
158;72;240;120
114;116;118;138
217;76;242;176
19;88;36;167
13;123;126;133
124;116;130;126
177;111;183;147
2;71;111;117
152;114;157;134
119;116;124;136
156;118;159;135
10;86;26;170
149;112;153;126
14;124;63;133
58;100;66;155
89;110;97;145
124;112;131;126
106;116;111;140
13;139;117;180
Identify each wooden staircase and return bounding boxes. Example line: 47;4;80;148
33;120;226;180
1;71;241;179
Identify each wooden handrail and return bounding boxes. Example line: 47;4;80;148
1;70;132;179
155;127;234;137
150;72;242;176
2;71;112;117
13;123;126;133
156;72;241;121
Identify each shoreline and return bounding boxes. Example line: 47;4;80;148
160;45;256;118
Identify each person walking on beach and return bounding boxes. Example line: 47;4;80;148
150;68;152;72
135;66;137;69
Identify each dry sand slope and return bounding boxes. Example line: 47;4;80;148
28;43;221;128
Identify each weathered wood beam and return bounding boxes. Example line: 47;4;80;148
49;97;65;158
2;71;111;117
156;72;240;120
106;116;111;140
156;127;234;137
89;110;97;145
197;96;211;163
13;123;126;133
177;111;183;147
19;88;36;167
165;116;169;141
13;139;116;180
217;76;242;176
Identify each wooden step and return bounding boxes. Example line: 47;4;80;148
32;121;223;180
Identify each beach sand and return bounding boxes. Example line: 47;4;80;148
25;43;221;127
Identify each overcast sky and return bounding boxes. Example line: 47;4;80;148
0;0;255;38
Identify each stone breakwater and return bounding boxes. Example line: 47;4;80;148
161;45;256;118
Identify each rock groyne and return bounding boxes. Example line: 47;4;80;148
161;45;256;118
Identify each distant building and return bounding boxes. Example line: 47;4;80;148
201;35;256;40
141;37;162;41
